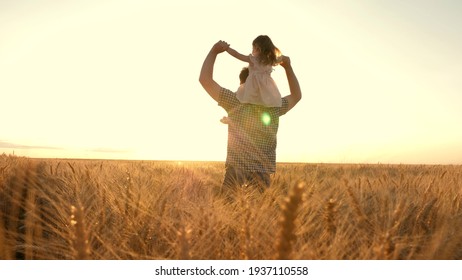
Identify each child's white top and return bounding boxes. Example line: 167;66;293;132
236;54;282;107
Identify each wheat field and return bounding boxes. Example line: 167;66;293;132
0;154;461;260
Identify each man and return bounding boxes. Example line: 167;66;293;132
199;40;302;193
219;67;249;124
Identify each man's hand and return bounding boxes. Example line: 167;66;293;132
280;55;291;69
212;40;230;54
199;40;229;102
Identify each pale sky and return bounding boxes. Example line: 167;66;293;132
1;0;461;164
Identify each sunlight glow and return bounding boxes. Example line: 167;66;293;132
1;0;461;164
261;112;271;126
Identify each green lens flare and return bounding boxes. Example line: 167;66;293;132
261;112;271;126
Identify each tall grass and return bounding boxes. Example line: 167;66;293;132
1;154;461;259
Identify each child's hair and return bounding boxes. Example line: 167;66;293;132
253;35;281;66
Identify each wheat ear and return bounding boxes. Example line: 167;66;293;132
177;225;192;260
275;181;306;260
323;198;337;237
71;204;90;259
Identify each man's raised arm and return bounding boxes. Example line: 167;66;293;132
199;40;229;102
280;56;302;112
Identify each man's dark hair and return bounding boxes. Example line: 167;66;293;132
239;67;249;85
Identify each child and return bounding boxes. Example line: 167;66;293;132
226;35;283;107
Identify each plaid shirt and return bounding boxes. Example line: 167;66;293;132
218;87;289;173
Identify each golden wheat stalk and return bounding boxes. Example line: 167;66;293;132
374;231;396;259
239;195;253;260
71;204;90;260
0;211;12;259
177;225;192;260
275;181;306;260
323;198;337;236
344;180;374;231
24;188;37;260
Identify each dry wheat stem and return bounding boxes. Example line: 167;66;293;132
71;204;90;260
177;224;192;260
275;181;306;260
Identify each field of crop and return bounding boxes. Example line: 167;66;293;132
1;154;461;259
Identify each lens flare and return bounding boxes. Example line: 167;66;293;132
261;112;271;126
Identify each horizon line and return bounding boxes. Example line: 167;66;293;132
1;153;460;166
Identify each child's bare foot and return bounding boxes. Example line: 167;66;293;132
220;116;230;124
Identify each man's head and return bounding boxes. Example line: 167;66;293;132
239;67;249;85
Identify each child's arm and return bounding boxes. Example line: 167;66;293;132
226;47;251;63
